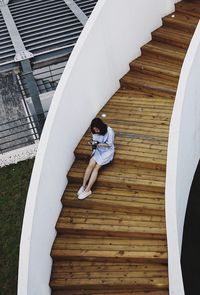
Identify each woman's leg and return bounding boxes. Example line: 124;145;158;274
82;158;96;187
85;163;102;192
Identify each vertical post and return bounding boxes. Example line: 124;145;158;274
20;60;45;136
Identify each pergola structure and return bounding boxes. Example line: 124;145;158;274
0;0;97;152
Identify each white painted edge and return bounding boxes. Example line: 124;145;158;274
17;2;108;294
166;21;200;295
0;142;38;167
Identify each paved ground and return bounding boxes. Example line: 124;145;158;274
181;160;200;294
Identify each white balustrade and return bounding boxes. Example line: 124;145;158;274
166;21;200;295
18;1;180;294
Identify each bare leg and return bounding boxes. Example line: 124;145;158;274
85;164;101;192
82;158;96;187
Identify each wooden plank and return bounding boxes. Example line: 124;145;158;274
176;1;200;18
51;270;168;279
63;190;165;207
51;249;167;263
163;11;199;33
130;55;181;80
59;207;166;222
152;26;192;49
52;290;169;295
68;160;166;182
62;200;165;217
74;151;166;171
50;276;168;290
64;184;165;200
52;260;168;272
113;92;174;106
57;214;166;227
75;144;167;160
53;234;167;246
77;135;168;150
62;184;165;215
68;172;165;193
141;40;186;63
105;96;174;107
100;108;173;120
120;71;177;95
53;239;167;253
56;222;166;240
114;89;175;102
75;148;167;162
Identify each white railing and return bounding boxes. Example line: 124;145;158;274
166;21;200;295
18;0;179;294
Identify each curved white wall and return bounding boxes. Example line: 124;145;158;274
166;21;200;295
18;1;179;294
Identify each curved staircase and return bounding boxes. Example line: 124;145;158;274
50;1;200;294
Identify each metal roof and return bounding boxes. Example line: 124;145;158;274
0;0;98;72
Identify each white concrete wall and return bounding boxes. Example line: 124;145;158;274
166;21;200;295
17;1;177;294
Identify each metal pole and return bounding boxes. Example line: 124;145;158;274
20;60;45;136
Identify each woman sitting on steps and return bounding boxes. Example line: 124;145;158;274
77;117;115;200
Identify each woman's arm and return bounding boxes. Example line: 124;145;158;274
100;127;114;148
97;143;110;148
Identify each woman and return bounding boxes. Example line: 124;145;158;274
77;117;115;200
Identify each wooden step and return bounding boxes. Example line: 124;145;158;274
50;261;168;295
103;90;174;118
120;71;177;96
75;129;168;170
130;55;181;81
62;184;165;216
52;290;169;295
50;260;168;292
176;0;200;18
152;26;192;49
162;11;199;33
102;101;173;123
52;291;169;295
52;235;167;262
112;88;175;104
52;292;169;295
56;207;166;239
68;160;166;193
141;40;186;64
79;123;169;143
107;120;170;140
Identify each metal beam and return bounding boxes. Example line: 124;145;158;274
0;0;9;5
0;2;45;135
63;0;88;26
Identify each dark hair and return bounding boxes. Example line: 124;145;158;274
91;117;107;135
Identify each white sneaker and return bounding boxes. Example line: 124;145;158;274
77;186;85;196
78;190;92;200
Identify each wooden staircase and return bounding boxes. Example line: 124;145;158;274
50;1;200;294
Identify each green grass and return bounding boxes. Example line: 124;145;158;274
0;159;34;295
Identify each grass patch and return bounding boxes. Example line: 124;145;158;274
0;159;34;295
